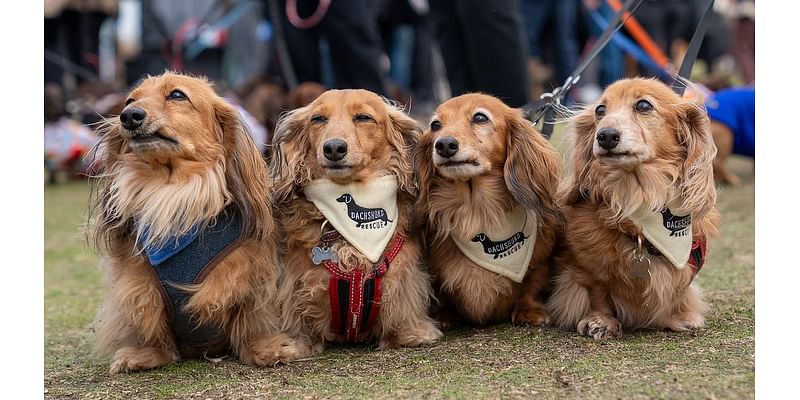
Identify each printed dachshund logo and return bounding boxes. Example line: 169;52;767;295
661;208;691;237
472;232;529;259
336;194;393;229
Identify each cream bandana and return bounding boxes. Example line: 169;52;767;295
450;206;538;283
303;175;399;263
630;198;693;269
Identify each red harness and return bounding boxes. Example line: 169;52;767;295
687;235;707;277
323;235;405;343
644;234;707;279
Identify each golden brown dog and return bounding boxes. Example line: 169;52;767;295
89;72;296;373
547;78;720;339
269;89;442;357
413;93;562;327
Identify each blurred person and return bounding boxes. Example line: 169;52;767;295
429;0;529;107
377;0;437;116
276;0;389;95
583;0;625;88
44;83;100;182
630;0;695;78
731;0;754;83
520;0;581;100
45;0;119;86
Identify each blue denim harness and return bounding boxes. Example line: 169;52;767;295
143;206;243;357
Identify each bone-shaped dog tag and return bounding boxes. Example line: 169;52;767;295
311;246;339;265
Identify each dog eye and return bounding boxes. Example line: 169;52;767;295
311;114;327;124
595;105;606;117
125;98;135;106
168;90;187;100
635;100;653;113
472;112;489;123
354;114;374;122
430;120;442;131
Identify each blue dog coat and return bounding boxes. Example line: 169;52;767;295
705;87;755;157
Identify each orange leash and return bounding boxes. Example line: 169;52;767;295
606;0;671;69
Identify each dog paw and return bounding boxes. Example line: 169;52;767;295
432;310;462;331
241;334;311;367
109;346;177;374
662;312;704;331
577;313;622;340
511;304;552;326
380;321;443;349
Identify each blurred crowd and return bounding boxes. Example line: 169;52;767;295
44;0;755;182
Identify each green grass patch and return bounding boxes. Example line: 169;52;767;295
44;152;754;399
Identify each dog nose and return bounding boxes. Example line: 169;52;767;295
435;136;459;158
120;107;146;130
596;128;620;150
323;139;348;161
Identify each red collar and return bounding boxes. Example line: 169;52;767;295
323;235;405;343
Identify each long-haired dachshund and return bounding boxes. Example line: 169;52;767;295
413;93;563;326
547;78;720;339
89;72;296;373
269;89;442;358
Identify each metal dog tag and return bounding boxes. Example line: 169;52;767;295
630;248;652;279
311;246;339;265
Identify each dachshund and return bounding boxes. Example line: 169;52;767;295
269;89;442;359
547;78;720;339
413;93;563;327
89;72;297;373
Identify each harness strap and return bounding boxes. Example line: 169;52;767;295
324;235;405;342
687;235;707;278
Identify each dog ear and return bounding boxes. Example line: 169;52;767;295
503;108;562;223
270;106;313;204
560;109;596;205
214;99;273;240
676;100;717;219
412;130;435;229
87;118;130;255
384;102;422;196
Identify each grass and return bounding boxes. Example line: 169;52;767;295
44;138;754;399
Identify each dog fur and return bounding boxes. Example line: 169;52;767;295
413;93;563;327
269;89;442;359
89;72;296;373
547;78;720;339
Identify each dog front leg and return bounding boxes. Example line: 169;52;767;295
96;257;179;374
511;261;551;326
576;284;622;340
376;248;443;348
110;346;180;374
